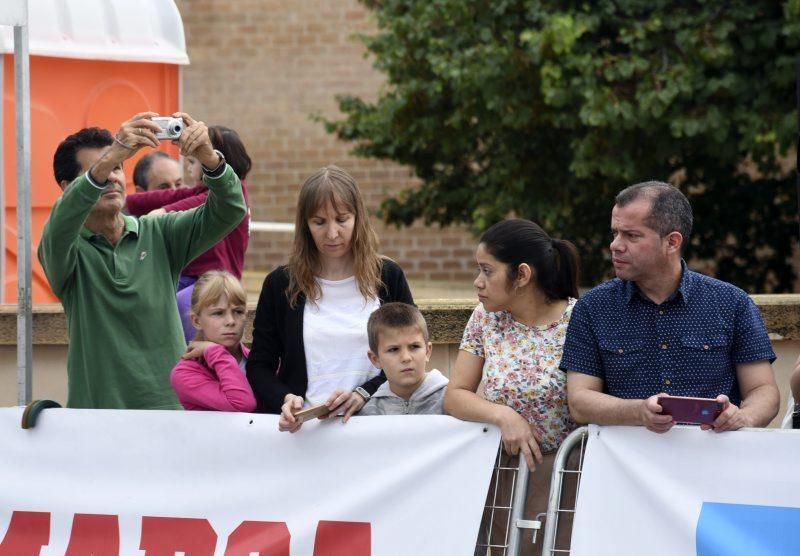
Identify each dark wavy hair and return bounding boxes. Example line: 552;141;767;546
209;125;252;179
479;219;580;300
52;127;113;185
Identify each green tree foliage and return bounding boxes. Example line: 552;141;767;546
323;1;800;291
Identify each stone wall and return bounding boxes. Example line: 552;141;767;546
2;296;799;428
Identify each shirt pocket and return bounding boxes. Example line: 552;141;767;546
599;338;647;394
678;334;732;387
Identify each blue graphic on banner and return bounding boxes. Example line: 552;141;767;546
696;502;800;556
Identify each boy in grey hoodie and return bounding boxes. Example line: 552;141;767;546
358;303;448;416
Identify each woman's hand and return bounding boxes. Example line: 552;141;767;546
182;341;215;360
323;389;366;424
278;394;305;433
497;406;544;470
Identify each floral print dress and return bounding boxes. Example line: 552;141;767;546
460;298;577;453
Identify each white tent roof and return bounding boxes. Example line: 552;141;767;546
0;0;189;64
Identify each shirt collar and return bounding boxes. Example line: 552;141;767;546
80;214;139;240
624;259;691;305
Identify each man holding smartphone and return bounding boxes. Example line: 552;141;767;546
560;182;779;433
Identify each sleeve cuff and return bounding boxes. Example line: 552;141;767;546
84;170;107;190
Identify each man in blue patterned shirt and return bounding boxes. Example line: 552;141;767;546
561;182;778;433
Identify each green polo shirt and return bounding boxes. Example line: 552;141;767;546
38;165;246;409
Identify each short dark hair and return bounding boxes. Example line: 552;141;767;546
209;125;252;179
615;181;693;247
133;151;172;189
480;219;580;300
52;127;113;185
367;302;429;353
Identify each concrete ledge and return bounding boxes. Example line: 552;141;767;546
3;294;800;345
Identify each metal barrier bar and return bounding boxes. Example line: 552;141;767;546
540;426;589;555
475;444;554;556
506;456;530;555
249;221;294;233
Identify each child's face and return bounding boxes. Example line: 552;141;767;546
183;155;203;187
191;294;246;349
368;326;432;394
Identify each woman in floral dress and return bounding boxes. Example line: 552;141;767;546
444;218;580;554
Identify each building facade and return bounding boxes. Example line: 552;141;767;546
176;0;476;282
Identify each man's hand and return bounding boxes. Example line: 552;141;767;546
702;394;752;432
173;112;219;169
640;394;674;433
90;112;161;184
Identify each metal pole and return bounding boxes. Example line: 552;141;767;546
506;456;530;556
541;427;588;554
15;21;32;406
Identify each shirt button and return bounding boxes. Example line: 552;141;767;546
661;344;668;350
665;379;671;385
659;310;664;315
618;349;624;354
703;345;709;350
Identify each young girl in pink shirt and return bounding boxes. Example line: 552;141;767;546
170;271;256;412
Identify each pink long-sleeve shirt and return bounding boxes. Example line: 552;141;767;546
126;180;250;279
170;343;256;411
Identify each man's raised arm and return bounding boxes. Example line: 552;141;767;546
155;112;246;271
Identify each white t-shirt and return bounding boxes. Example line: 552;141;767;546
303;276;381;406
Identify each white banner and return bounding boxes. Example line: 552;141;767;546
0;408;500;555
572;425;800;556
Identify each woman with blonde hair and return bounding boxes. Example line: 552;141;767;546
247;165;413;430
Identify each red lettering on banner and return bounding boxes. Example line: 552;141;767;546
65;513;119;555
0;511;50;556
2;511;375;555
139;516;217;555
223;521;290;556
313;520;371;556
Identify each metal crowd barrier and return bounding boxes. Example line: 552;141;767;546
473;427;590;556
540;426;589;555
474;444;531;555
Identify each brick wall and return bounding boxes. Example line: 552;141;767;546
174;0;476;281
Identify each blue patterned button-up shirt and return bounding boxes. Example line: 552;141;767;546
559;262;775;405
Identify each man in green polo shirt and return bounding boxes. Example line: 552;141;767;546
38;111;247;409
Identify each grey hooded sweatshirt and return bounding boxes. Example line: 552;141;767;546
358;369;449;416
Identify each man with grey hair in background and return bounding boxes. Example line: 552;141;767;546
561;181;778;433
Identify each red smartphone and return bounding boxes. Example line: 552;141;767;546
657;395;724;425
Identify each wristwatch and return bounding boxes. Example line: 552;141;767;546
354;387;371;402
202;149;226;174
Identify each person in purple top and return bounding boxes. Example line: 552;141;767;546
561;181;778;433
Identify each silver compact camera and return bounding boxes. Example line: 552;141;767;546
152;116;184;139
